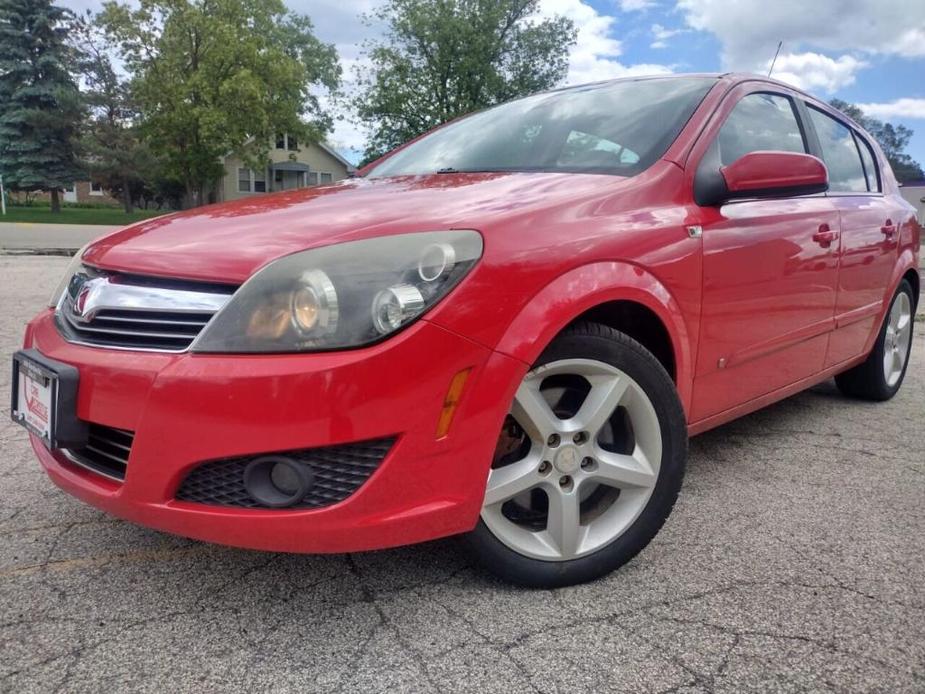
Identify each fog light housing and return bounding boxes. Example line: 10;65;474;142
242;456;315;508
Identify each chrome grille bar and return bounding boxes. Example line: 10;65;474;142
55;268;235;352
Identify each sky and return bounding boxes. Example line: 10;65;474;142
63;0;925;170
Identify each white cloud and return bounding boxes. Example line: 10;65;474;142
856;98;925;121
769;52;866;94
539;0;672;83
677;0;925;71
650;23;684;49
618;0;656;11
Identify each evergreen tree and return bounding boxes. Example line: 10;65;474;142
0;0;83;212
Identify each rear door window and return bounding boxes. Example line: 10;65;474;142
807;107;868;193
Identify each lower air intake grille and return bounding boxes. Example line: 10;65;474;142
175;438;396;509
64;424;134;481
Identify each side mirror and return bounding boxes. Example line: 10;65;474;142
720;151;828;202
695;151;829;206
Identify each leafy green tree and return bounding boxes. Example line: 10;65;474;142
830;99;925;183
99;0;340;207
0;0;84;213
72;11;155;214
354;0;576;164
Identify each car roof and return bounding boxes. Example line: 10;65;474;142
545;72;866;134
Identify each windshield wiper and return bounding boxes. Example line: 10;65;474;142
435;167;461;174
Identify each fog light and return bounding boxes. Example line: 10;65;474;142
371;284;425;334
243;456;315;508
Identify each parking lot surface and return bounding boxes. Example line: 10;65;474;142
1;255;923;693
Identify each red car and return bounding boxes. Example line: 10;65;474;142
13;73;919;587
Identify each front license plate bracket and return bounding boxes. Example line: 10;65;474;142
11;349;87;449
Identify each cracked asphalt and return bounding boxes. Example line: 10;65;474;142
1;255;924;693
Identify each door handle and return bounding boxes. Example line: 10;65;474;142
812;224;839;247
881;219;896;238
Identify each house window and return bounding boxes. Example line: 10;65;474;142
253;169;266;193
287;136;298;151
275;134;286;149
320;172;333;184
237;168;251;193
90;181;104;196
307;172;319;186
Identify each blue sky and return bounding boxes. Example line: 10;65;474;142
66;0;925;170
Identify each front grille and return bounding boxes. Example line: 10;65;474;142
55;267;234;352
63;424;134;481
175;438;396;509
59;308;217;351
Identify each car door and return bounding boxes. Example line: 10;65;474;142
802;105;901;367
689;87;840;422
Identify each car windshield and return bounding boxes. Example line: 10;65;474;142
366;76;716;178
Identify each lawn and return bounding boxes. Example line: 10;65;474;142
0;205;167;225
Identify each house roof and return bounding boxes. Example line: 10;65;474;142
222;137;356;172
316;142;356;172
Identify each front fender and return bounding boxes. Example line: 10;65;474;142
492;261;695;416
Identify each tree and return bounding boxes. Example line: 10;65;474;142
354;0;576;164
72;11;154;214
99;0;340;208
830;99;925;183
0;0;84;213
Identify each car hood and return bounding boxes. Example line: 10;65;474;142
82;172;628;284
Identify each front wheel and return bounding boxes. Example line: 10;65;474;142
835;279;915;401
465;322;688;588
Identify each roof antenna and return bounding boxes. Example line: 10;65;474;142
767;41;783;77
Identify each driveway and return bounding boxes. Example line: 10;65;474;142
1;255;923;693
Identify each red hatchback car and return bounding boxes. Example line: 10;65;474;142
13;74;920;587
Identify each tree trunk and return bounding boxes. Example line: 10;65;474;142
50;189;61;213
122;178;134;214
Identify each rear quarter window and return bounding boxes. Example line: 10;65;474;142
855;133;881;192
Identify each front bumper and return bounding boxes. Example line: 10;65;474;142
24;310;527;553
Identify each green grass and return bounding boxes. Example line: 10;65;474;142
0;205;166;225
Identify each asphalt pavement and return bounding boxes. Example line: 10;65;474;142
0;223;117;253
1;255;923;693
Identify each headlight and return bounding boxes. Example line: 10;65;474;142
48;243;91;308
192;230;482;353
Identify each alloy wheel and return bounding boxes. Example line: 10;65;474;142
883;291;913;387
482;358;662;561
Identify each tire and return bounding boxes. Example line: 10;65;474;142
835;280;915;401
465;321;688;588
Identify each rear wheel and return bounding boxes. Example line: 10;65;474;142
465;322;687;588
835;280;915;401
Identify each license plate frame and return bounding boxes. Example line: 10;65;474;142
11;349;87;449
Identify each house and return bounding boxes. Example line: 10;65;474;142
216;135;355;203
899;180;925;225
62;180;121;206
10;179;121;207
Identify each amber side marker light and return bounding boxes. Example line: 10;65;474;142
436;368;471;439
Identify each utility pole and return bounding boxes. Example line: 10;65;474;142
0;175;6;216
